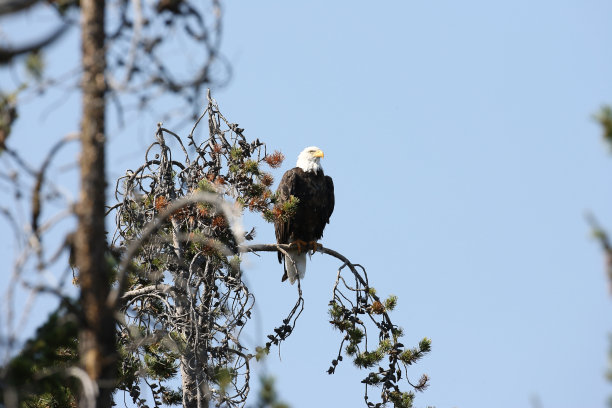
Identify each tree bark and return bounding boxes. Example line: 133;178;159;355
180;352;200;408
173;218;210;408
76;1;115;407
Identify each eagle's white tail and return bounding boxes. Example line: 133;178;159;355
285;250;307;284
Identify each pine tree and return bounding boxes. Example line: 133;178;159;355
109;94;284;407
108;93;432;408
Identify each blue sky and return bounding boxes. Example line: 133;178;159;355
2;1;612;407
219;2;612;406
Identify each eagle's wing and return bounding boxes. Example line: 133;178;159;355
324;175;334;224
311;174;334;240
275;168;299;263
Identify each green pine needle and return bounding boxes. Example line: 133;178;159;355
384;295;398;311
229;146;243;160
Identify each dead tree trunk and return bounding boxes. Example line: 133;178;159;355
178;262;213;408
172;212;211;408
76;0;116;406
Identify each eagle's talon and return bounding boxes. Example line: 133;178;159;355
308;241;322;254
289;239;308;254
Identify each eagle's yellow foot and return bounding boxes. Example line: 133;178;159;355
308;241;322;254
289;239;308;254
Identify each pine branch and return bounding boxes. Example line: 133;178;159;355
121;284;174;300
242;243;430;408
107;191;244;309
242;244;383;305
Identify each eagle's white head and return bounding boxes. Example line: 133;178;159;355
296;146;324;174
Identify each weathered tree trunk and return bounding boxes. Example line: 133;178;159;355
178;279;212;408
173;222;210;408
180;351;202;408
76;1;116;406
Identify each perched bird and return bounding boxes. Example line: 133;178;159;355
274;146;335;284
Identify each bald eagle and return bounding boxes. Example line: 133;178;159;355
275;146;335;284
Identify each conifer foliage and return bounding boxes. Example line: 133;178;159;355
110;93;281;407
315;248;431;408
109;93;431;408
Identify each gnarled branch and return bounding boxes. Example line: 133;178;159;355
242;243;430;407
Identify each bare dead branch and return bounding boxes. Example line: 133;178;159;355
0;0;40;15
0;23;70;64
31;133;78;235
108;190;244;309
121;283;174;300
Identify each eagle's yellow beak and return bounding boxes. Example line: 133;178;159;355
313;149;324;158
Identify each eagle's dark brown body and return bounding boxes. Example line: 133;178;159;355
274;167;334;264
